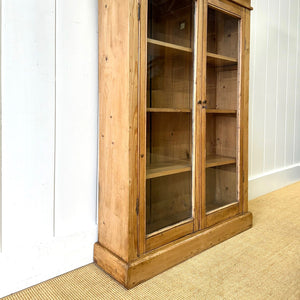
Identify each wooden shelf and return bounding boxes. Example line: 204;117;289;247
206;109;237;114
206;155;236;168
207;52;238;67
146;160;191;179
147;108;192;113
148;38;193;53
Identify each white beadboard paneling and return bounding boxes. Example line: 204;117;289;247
55;0;98;236
250;0;268;176
274;1;289;169
284;0;297;166
1;0;55;247
295;1;300;163
249;0;300;183
263;0;279;172
248;0;257;177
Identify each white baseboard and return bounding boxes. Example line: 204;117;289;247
248;164;300;200
0;226;98;298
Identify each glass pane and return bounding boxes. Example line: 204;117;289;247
205;7;240;212
147;172;192;234
207;8;239;58
146;0;195;234
148;0;194;48
206;165;237;211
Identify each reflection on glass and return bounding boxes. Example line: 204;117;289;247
146;0;195;234
205;7;240;212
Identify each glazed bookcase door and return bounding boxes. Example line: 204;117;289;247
140;0;199;251
203;0;243;227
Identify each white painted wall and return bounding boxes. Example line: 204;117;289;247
55;0;98;237
248;0;300;199
0;0;299;297
0;0;98;297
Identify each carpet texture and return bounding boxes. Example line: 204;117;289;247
3;182;300;300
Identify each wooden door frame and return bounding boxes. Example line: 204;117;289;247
202;0;245;228
138;0;202;254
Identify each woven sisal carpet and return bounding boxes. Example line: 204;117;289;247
3;182;300;300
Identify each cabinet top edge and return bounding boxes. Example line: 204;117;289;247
229;0;252;10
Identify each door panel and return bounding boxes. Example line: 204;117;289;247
203;1;243;227
140;0;200;251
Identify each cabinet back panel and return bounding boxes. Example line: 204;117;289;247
206;114;237;158
206;66;237;110
146;172;192;234
207;7;239;59
148;0;194;48
148;113;192;163
207;66;217;108
206;165;237;212
216;69;237;110
147;52;193;109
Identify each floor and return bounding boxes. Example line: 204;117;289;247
3;182;300;300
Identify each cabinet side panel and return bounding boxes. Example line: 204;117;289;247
241;8;250;212
98;0;130;261
128;0;139;260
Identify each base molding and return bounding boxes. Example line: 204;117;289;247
94;212;253;288
249;165;300;200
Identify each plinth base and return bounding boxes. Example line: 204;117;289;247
94;212;252;289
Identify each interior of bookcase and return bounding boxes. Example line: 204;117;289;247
146;172;192;234
146;0;194;234
205;7;239;212
148;0;194;48
206;164;237;212
207;7;239;58
206;114;237;163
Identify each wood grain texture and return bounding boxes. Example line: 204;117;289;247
138;0;148;256
206;164;237;211
241;7;250;213
216;69;238;110
207;52;238;65
147;108;192;113
206;154;236;167
206;203;239;227
200;0;208;230
146;160;191;179
94;243;127;286
216;10;239;58
230;0;252;10
98;0;131;262
128;212;252;288
191;0;203;232
206;109;237;114
95;212;252;289
96;0;252;287
204;0;246;227
146;172;192;234
206;114;237;158
128;0;140;261
147;38;193;53
208;0;243;17
146;219;193;251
